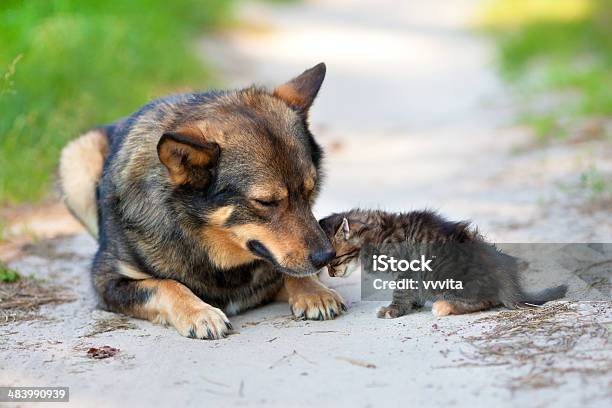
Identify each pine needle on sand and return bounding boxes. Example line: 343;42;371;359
0;278;75;325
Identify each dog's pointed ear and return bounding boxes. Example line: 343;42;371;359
157;132;220;189
273;62;326;114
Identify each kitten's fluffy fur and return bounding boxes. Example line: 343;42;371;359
319;209;567;318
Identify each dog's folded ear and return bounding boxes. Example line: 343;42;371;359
157;132;220;189
274;62;326;115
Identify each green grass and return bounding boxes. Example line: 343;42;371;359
0;0;233;204
481;0;612;141
0;263;20;283
580;166;612;197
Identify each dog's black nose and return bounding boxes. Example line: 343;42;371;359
309;249;336;269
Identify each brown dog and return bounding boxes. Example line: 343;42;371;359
59;63;345;339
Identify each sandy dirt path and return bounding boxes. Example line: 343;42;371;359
1;0;610;407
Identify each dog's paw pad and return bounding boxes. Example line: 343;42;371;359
175;305;231;340
290;288;345;320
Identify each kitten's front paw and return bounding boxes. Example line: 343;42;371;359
290;287;346;320
377;304;404;319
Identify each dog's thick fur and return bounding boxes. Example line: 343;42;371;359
59;63;345;339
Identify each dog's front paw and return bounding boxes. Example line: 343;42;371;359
377;304;404;319
290;287;346;320
172;304;232;340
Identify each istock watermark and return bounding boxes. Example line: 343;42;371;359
372;254;433;272
358;243;611;301
371;277;464;290
371;254;465;290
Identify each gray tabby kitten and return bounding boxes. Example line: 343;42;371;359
319;209;567;318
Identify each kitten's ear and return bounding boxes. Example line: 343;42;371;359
319;213;344;239
334;217;350;242
341;217;350;240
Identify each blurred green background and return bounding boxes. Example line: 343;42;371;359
0;0;610;205
481;0;612;141
0;0;233;204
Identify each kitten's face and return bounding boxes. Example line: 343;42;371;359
319;214;366;277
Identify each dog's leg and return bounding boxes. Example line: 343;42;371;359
278;275;346;320
94;258;231;339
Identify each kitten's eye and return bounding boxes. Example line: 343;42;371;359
252;198;280;208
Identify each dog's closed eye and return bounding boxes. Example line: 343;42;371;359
252;198;280;208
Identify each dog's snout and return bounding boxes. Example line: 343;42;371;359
309;248;336;269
